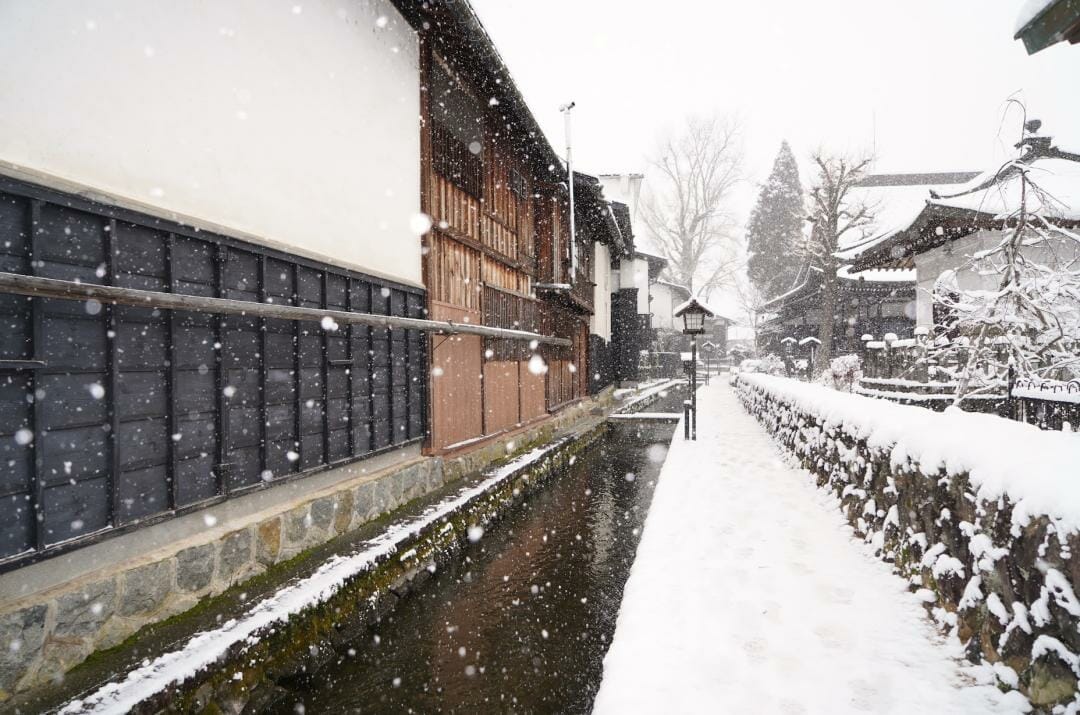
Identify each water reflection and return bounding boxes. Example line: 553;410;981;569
274;426;668;713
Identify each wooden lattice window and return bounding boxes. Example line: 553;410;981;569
430;57;484;199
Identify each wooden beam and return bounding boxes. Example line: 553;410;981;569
0;271;572;346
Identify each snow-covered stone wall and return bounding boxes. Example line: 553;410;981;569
0;0;422;286
735;374;1080;710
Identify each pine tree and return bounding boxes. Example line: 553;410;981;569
745;141;805;300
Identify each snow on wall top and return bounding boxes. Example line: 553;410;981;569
740;374;1080;532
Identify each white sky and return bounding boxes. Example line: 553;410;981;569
470;0;1080;221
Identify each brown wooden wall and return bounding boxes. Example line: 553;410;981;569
428;301;484;450
420;41;588;453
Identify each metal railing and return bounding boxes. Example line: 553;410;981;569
1012;377;1080;431
0;272;571;346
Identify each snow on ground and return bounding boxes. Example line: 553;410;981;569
593;383;1028;714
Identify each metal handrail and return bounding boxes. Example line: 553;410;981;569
0;271;572;346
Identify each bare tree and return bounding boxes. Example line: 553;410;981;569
732;270;766;333
802;152;875;368
641;114;743;296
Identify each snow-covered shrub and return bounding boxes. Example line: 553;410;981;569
816;354;863;393
735;373;1080;708
758;353;786;376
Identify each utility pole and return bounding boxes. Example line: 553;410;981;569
560;101;577;282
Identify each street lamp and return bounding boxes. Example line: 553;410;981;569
674;297;714;441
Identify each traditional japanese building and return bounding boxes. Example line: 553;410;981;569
0;0;592;605
407;2;595;451
756;263;916;355
845;132;1080;333
573;173;632;395
1014;0;1080;54
595;174;669;383
757;171;980;356
0;0;436;569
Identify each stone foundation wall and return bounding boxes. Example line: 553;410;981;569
0;389;613;703
735;376;1080;711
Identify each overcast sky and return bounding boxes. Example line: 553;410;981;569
470;0;1080;222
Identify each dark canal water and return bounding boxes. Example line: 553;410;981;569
272;416;675;714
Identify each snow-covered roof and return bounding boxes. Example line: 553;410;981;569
834;172;979;260
848;137;1080;269
673;296;716;318
761;264;822;308
1013;0;1080;53
635;246;667;263
653;280;691;299
1016;0;1057;32
928;156;1080;221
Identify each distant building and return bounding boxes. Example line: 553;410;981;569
574;173;633;394
651;280;691;333
597;174;668;383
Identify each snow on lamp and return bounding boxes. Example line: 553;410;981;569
675;297;712;335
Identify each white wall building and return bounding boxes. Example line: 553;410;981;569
0;0;422;287
650;280;691;332
843;142;1080;334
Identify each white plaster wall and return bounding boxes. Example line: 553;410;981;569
651;283;676;331
619;259;635;295
590;242;612;341
0;0;422;286
599;174;644;234
633;258;651;314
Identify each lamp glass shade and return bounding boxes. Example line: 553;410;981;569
681;310;706;334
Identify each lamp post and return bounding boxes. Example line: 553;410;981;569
674;297;713;441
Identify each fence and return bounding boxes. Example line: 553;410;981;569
853;334;1079;431
1012;377;1080;431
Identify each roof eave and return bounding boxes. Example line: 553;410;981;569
1014;0;1080;54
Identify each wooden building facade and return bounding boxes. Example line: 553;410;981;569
413;12;592;452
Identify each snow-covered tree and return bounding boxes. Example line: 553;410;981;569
641;113;743;295
932;117;1080;401
746;141;804;300
802;152;874;369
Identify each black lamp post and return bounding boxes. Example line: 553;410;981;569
674;297;714;441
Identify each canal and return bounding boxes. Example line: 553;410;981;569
271;393;680;713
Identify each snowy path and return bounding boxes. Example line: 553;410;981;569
593;383;1026;714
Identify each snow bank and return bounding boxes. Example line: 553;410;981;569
740;373;1080;532
736;374;1080;707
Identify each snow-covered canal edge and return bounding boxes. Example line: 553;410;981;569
59;436;577;714
592;383;1030;714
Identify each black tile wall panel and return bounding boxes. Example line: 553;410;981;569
0;180;425;568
